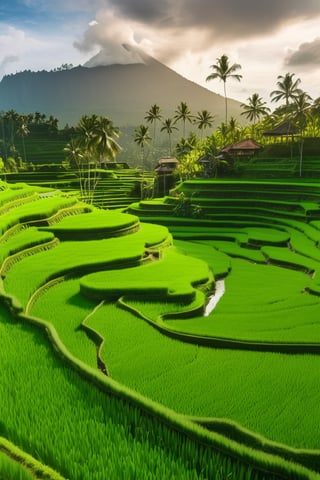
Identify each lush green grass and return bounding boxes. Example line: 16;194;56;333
30;278;98;368
84;296;320;452
40;210;139;239
3;234;158;308
0;306;285;480
80;248;213;302
2;180;320;479
0;227;55;263
0;450;36;480
0;192;77;235
166;255;320;342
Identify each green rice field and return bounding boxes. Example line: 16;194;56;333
0;179;320;479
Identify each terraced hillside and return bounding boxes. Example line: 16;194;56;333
0;179;320;479
5;166;152;209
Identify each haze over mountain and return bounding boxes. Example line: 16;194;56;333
0;45;243;128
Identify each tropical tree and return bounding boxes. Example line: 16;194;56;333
34;111;42;124
308;97;320;137
194;110;215;139
134;124;151;168
4;110;18;146
175;132;198;159
228;116;242;144
73;114;121;202
16;116;30;163
215;122;229;148
95;116;121;165
240;93;271;135
206;54;242;123
160;118;178;156
173;101;193;138
47;115;59;134
63;139;85;196
144;104;162;152
270;73;302;109
134;124;152;199
291;91;313;176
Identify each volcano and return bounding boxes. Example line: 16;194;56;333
0;45;242;127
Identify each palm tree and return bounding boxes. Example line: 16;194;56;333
34;112;42;124
194;110;215;139
134;124;151;168
134;124;152;199
228;116;241;144
75;114;99;202
76;114;98;151
215;122;229;147
4;110;18;146
240;93;271;135
206;54;242;123
270;73;302;109
173;101;193;138
308;97;320;137
144;104;162;152
16;116;30;163
63;139;85;196
291;91;312;177
160;118;178;156
47;115;59;134
95;116;121;166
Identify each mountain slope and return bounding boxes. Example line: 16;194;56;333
0;54;242;127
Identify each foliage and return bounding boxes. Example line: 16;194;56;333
173;192;203;218
206;54;242;123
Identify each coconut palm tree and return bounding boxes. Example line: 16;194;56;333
144;104;162;151
228;116;241;144
47;115;59;134
95;116;121;166
291;91;312;177
173;101;193;138
206;54;242;123
240;93;271;135
134;124;152;199
16;116;30;163
74;114;100;202
63;139;85;196
270;73;302;109
160;118;178;156
194;110;215;139
4;110;18;147
134;124;151;168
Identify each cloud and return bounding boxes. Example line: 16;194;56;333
285;37;320;68
0;55;19;69
0;55;19;77
75;0;320;67
100;0;320;35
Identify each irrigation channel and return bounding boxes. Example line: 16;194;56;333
204;279;225;316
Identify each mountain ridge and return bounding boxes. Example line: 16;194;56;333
0;55;243;127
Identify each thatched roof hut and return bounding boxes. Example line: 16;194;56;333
220;138;262;157
263;120;299;139
154;157;179;174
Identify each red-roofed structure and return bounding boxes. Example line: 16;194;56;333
220;138;262;157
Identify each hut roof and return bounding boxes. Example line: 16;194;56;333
157;157;179;164
154;157;179;174
220;138;261;153
263;120;299;137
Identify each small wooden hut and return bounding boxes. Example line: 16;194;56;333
220;138;262;158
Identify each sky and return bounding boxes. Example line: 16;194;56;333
1;0;320;107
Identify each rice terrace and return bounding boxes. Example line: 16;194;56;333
1;52;320;480
0;168;320;479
